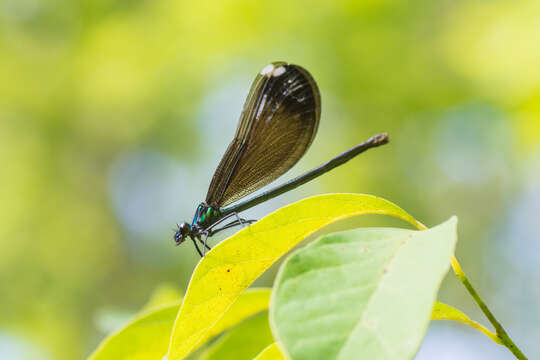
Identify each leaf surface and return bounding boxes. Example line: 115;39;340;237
431;301;500;344
168;194;423;359
198;312;273;360
90;289;271;360
89;303;180;360
270;218;458;360
253;343;286;360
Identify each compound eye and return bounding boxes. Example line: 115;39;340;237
179;222;190;236
173;230;182;245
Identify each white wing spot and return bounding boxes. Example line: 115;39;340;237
273;66;286;77
260;64;274;76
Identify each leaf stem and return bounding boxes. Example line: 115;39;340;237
449;255;527;360
415;222;527;359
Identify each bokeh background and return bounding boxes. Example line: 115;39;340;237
1;0;539;359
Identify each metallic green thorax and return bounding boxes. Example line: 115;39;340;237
191;203;221;229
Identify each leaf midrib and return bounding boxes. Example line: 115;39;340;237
335;235;409;360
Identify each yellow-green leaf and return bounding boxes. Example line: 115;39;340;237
431;301;500;344
198;312;273;360
90;288;271;360
198;288;272;349
270;219;458;360
89;302;181;360
253;343;286;360
168;193;423;359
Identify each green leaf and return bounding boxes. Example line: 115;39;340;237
168;194;423;359
89;283;183;360
90;288;271;360
431;301;500;344
253;343;286;360
198;312;274;360
196;288;272;350
270;217;458;360
89;303;180;360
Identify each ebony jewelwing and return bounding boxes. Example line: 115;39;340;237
174;61;389;256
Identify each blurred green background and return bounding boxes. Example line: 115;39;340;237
1;0;539;359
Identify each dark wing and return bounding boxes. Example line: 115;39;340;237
205;62;320;208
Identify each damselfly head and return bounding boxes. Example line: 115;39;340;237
174;222;191;245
